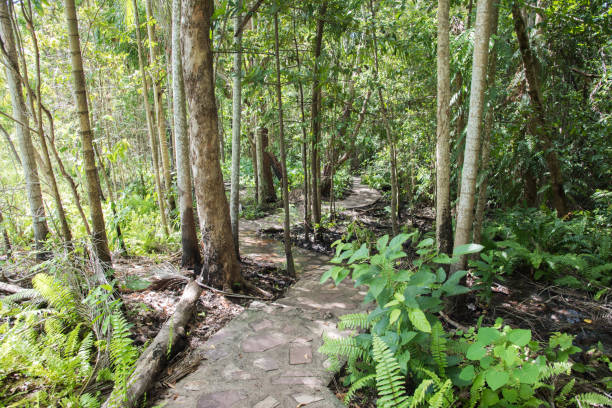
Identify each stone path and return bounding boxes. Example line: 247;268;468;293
157;178;380;408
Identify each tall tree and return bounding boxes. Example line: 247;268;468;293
182;0;242;288
310;1;326;231
512;2;567;216
453;0;494;271
144;0;175;214
436;0;453;255
171;0;200;268
273;6;295;276
0;0;50;260
64;0;112;266
132;0;169;236
229;0;243;256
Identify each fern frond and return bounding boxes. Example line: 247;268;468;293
372;335;410;408
339;313;372;330
556;378;575;404
32;273;77;317
319;335;369;363
428;379;455;408
345;373;376;403
575;392;612;407
410;379;433;408
430;322;447;376
539;361;572;381
109;310;138;390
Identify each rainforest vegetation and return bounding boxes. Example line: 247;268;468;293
0;0;610;406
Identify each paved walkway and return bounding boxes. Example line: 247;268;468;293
157;178;380;408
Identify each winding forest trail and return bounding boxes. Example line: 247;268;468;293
157;178;380;408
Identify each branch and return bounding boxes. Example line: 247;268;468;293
234;0;265;38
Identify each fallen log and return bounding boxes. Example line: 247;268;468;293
102;279;203;408
0;281;27;294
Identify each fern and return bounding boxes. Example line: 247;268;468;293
32;273;77;318
339;313;372;330
109;310;138;392
319;335;369;366
345;373;376;403
410;379;433;408
428;379;455;408
372;335;410;408
575;392;612;407
430;322;447;376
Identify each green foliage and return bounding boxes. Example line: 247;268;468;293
319;233;609;407
0;262;138;407
473;208;612;292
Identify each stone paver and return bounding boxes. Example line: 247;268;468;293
156;178;380;408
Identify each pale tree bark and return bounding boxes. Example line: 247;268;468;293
229;0;243;257
370;0;399;236
292;15;310;240
182;0;242;288
0;0;49;259
64;0;112;267
512;2;567;216
172;0;201;269
310;1;326;230
145;0;175;214
436;0;453;255
273;8;295;277
473;0;500;246
20;4;73;246
0;207;11;259
0;123;21;166
453;0;494;272
132;0;169;237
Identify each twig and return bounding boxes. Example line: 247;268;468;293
439;311;469;332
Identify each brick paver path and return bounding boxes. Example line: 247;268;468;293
156;178;380;408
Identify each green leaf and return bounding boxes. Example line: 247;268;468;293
485;368;509;391
466;342;487;360
515;364;540;384
508;329;531;347
376;235;389;252
408;308;431;333
389;233;411;249
453;243;484;257
477;327;501;345
502;388;518;403
459;365;476;381
432;253;454;264
417;238;434;248
389;309;401;325
368;278;386;299
348;243;369;264
482;388;500;406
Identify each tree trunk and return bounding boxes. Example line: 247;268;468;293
22;10;73;247
172;0;201;269
310;2;326;230
248;131;259;203
230;0;243;257
452;0;494;272
102;280;202;408
0;0;50;260
292;15;310;240
256;127;276;206
182;0;242;288
145;0;175;214
436;0;453;255
473;0;500;246
0;123;21;167
370;0;398;236
0;208;11;259
273;8;295;277
64;0;112;267
132;0;169;236
512;2;567;216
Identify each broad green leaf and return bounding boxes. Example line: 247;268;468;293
515;364;540;384
466;342;487;360
417;238;434;248
389;233;411;249
477;327;501;345
508;329;531;347
459;365;476;381
453;243;484;257
485;368;509;391
376;235;389;252
348;243;369;263
389;309;401;325
408;308;431;333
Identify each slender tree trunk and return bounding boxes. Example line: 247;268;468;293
473;0;500;246
0;208;11;259
182;0;242;288
436;0;453;255
64;0;112;267
452;0;494;272
310;2;326;230
145;0;175;214
0;124;21;166
22;9;73;246
512;2;567;216
370;0;398;236
256;126;276;205
247;131;259;202
0;0;49;260
292;15;310;240
273;8;295;277
172;0;201;269
132;0;169;236
230;0;243;257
